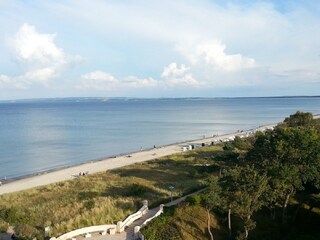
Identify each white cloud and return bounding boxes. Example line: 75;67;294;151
79;71;118;90
47;1;319;90
123;76;158;88
0;74;27;89
0;75;10;84
177;42;256;72
161;63;189;78
78;71;158;90
10;23;65;64
78;64;203;91
3;23;82;88
161;63;203;88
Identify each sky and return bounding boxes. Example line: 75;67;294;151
0;0;319;100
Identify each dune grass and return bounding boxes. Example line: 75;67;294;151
141;203;227;240
0;145;223;238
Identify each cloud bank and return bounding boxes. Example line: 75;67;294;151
3;23;82;88
0;1;319;98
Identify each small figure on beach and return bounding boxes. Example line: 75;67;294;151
79;172;82;176
154;145;156;149
0;181;2;186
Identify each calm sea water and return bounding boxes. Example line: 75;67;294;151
0;97;320;180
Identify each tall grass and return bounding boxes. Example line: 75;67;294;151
0;145;223;239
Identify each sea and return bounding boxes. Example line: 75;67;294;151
0;97;320;180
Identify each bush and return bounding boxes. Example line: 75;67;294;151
223;142;235;151
185;195;201;206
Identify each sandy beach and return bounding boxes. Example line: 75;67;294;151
0;123;276;195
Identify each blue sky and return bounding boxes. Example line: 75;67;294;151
0;0;319;100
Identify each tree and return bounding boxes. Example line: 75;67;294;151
233;136;252;151
202;176;221;240
283;111;313;127
247;116;320;222
219;166;269;240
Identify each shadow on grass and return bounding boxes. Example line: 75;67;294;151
102;183;161;199
252;203;320;240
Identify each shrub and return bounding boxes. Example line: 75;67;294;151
185;195;201;206
223;142;235;151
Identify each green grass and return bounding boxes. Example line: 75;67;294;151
141;203;227;240
0;145;224;239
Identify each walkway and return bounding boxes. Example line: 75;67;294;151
85;188;207;240
124;188;207;240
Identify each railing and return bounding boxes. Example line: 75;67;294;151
117;200;148;233
134;204;164;240
52;224;116;240
50;200;149;240
141;204;164;228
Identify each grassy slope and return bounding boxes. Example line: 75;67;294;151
0;145;224;238
142;204;227;240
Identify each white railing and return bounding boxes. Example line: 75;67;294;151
141;204;164;227
52;224;116;240
117;200;148;232
51;200;149;240
134;204;164;240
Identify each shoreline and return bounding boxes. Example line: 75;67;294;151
0;123;277;195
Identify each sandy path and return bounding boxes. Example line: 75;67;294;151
0;124;276;195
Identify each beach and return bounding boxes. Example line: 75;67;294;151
0;123;276;195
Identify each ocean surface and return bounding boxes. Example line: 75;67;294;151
1;97;320;180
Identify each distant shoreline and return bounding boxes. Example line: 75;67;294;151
0;122;276;195
1;95;320;103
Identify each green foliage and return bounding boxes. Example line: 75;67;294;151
283;111;313;127
247;112;320;219
223;142;235;151
219;166;269;239
142;205;224;240
233;136;252;151
0;207;31;225
185;195;201;206
202;176;221;210
142;206;182;240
